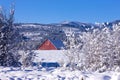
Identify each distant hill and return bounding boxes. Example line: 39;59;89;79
14;20;120;50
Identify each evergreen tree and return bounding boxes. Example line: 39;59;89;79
0;6;22;66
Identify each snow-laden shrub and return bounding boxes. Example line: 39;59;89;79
64;25;120;72
21;51;36;67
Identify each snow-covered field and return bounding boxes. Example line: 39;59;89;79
12;50;120;80
0;67;120;80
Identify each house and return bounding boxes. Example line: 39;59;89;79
38;39;65;50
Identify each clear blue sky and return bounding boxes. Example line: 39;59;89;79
0;0;120;23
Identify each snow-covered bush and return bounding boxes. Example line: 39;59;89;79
78;26;120;72
78;28;111;71
65;25;120;72
21;51;36;67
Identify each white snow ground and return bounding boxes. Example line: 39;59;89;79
0;50;119;80
12;50;120;80
0;67;120;80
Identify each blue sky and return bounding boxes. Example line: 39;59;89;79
0;0;120;23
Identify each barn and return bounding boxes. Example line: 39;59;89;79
33;50;68;67
38;39;65;50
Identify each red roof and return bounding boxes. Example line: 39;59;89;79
38;39;64;50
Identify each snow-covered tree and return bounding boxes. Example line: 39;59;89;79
79;28;112;71
0;6;22;66
78;25;120;72
64;29;83;70
64;25;120;72
110;25;120;71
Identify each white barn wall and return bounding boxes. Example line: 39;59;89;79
33;50;69;64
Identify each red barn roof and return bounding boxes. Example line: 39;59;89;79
38;39;64;50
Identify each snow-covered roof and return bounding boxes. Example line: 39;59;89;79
48;39;65;49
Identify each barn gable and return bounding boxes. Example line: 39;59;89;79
38;39;65;50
